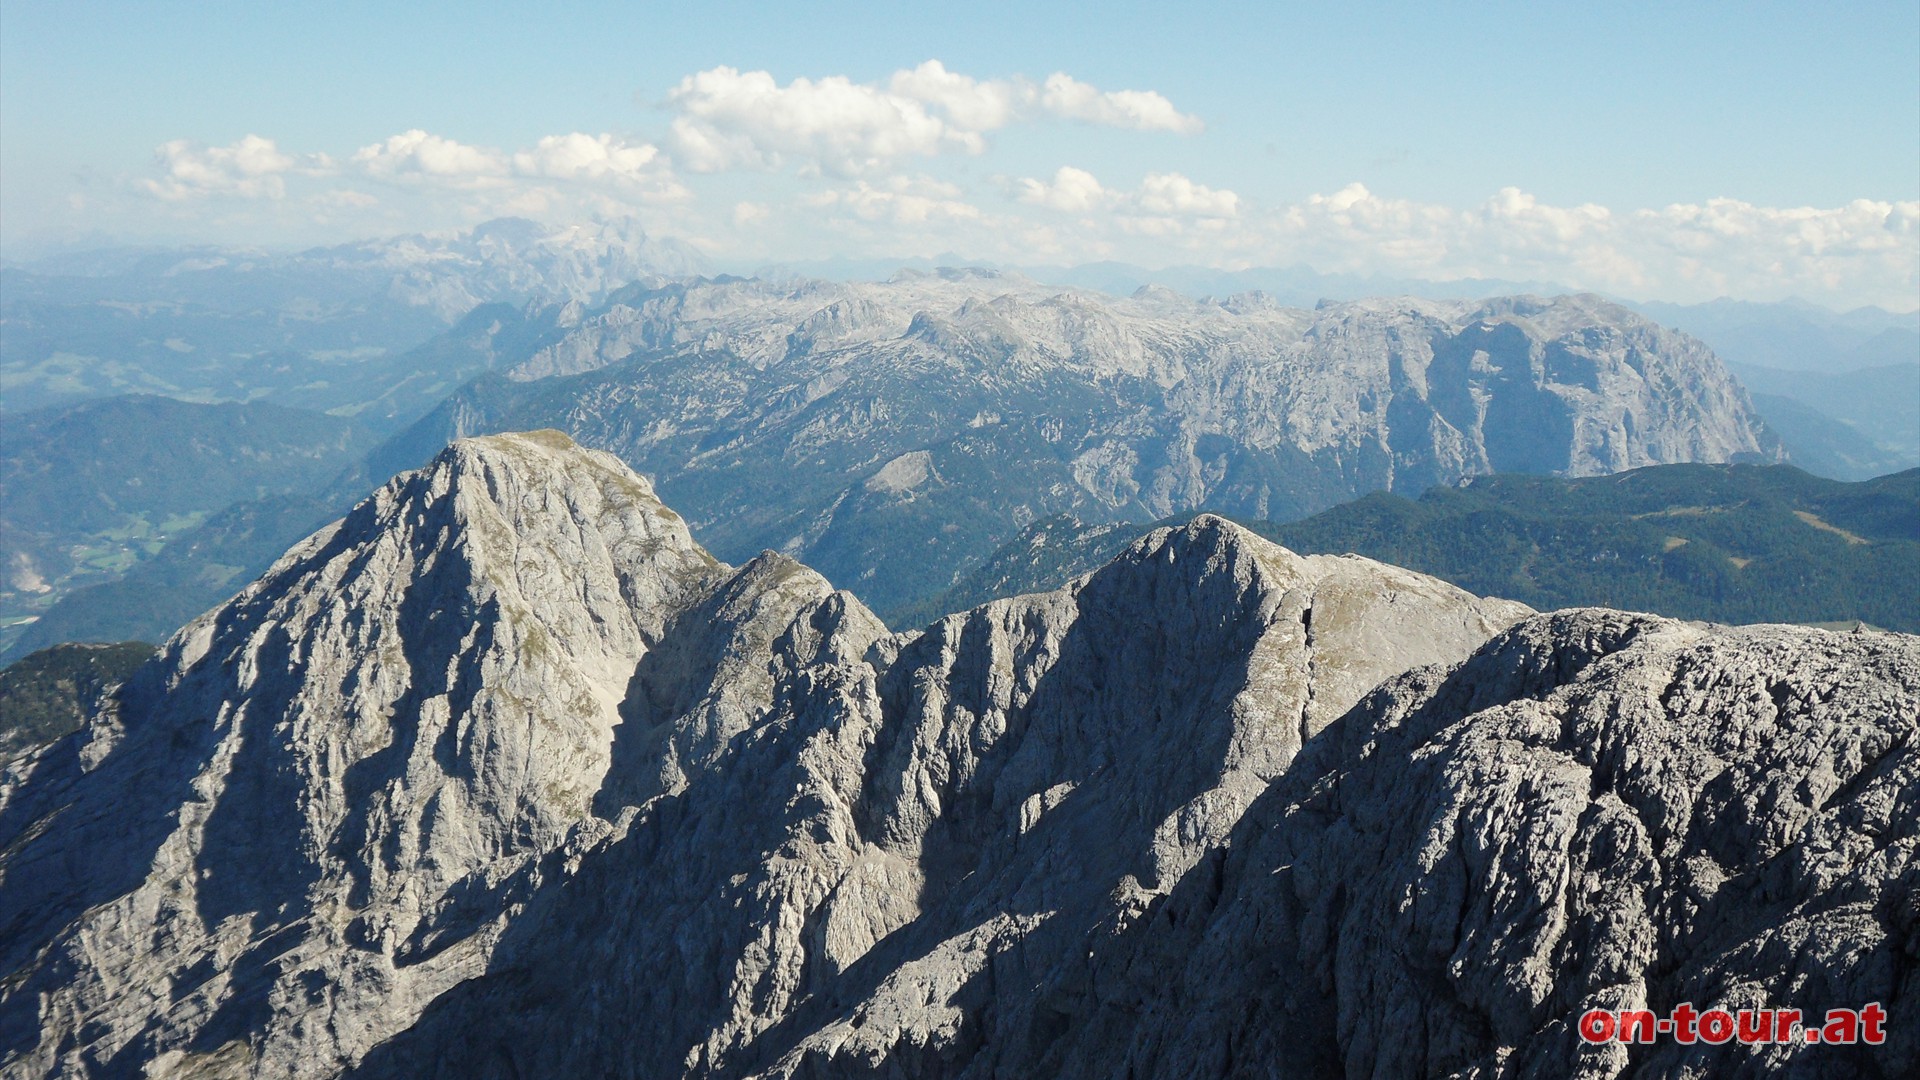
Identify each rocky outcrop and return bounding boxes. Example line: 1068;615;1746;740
6;433;1911;1080
374;279;1781;620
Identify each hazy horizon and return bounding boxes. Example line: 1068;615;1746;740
3;1;1916;309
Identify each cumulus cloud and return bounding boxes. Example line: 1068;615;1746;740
352;130;509;183
1038;74;1203;134
999;171;1914;305
344;129;687;204
1137;172;1238;216
1016;166;1111;213
888;60;1025;132
668;62;1202;176
140;135;317;200
511;133;688;200
669;67;969;175
132;127;691;234
123;108;1913;311
514;133;655;181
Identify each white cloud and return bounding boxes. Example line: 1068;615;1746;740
1038;74;1203;134
1260;183;1919;306
1016;166;1111;213
667;62;1203;176
119;107;1915;311
127;128;696;240
513;133;654;180
344;129;687;208
140;135;313;200
888;60;1024;132
669;67;969;175
1138;172;1237;217
352;130;508;183
998;172;1915;305
511;132;687;200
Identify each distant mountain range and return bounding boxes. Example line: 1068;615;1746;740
13;457;1914;672
365;278;1779;621
1633;297;1918;480
1733;362;1919;470
752;253;1573;308
0;493;341;664
1631;296;1918;375
3;225;1912;664
0;396;376;658
7;221;1911;468
0;218;706;417
911;462;1920;634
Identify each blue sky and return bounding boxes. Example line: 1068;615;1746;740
3;0;1917;307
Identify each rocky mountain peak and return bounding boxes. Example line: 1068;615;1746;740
4;432;1910;1078
0;429;733;1075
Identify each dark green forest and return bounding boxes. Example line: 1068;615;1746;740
925;464;1920;633
0;641;151;761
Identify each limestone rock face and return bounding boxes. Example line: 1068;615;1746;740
338;515;1529;1080
1049;610;1920;1079
0;431;728;1076
5;434;1912;1080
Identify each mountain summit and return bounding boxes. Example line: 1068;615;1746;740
3;433;1911;1078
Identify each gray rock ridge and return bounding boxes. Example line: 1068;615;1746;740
341;516;1529;1078
8;433;1913;1079
0;436;1528;1078
1009;610;1920;1079
376;281;1782;621
501;283;1773;484
344;514;1919;1079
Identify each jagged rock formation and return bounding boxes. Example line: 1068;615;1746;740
372;278;1781;620
1095;609;1920;1080
4;433;1912;1080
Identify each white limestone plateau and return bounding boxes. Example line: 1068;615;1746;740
2;432;1911;1079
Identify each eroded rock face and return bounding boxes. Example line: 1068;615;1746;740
4;434;1911;1080
331;515;1528;1080
1004;611;1920;1080
0;431;729;1076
